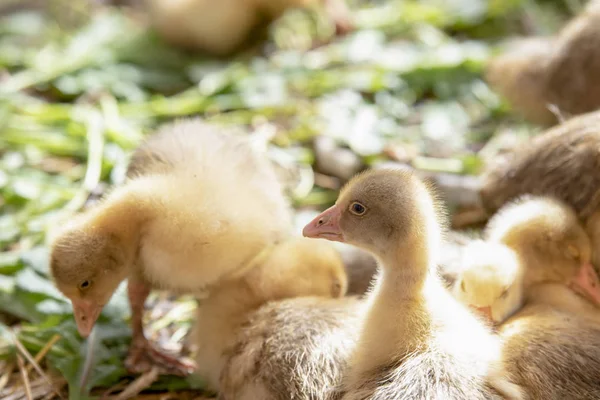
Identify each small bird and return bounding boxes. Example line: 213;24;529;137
190;236;363;400
486;1;600;125
144;0;354;56
479;111;600;270
303;168;524;400
453;195;600;326
485;196;600;306
49;119;293;375
454;196;600;399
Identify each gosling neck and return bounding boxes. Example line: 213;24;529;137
377;210;442;301
90;178;157;269
349;222;442;376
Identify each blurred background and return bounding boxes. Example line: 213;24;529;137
0;0;587;398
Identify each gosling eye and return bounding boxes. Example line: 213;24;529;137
349;202;367;216
500;287;510;299
79;280;92;291
460;280;466;292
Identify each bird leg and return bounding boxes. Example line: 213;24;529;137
124;278;196;376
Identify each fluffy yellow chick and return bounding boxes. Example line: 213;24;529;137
453;240;523;325
50;119;292;375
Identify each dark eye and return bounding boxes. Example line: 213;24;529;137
79;280;91;290
500;287;509;299
349;202;367;216
460;280;466;292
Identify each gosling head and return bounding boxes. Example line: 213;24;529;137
487;196;600;307
50;216;131;337
453;240;523;325
302;168;442;263
261;237;348;299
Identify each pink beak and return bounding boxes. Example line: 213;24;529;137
72;299;102;338
302;205;344;242
569;262;600;307
471;305;493;325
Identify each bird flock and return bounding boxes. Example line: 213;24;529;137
47;1;600;398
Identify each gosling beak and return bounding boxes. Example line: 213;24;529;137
471;305;493;325
302;205;344;242
72;299;102;338
569;262;600;306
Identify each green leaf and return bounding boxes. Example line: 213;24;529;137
15;267;65;301
20;246;50;276
36;299;73;315
0;251;23;274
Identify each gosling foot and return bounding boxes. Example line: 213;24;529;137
125;338;196;377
